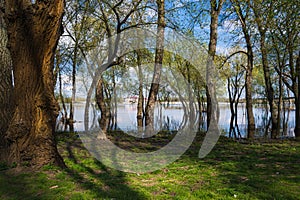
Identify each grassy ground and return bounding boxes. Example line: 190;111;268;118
0;132;300;200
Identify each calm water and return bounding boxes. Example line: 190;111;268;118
56;102;296;138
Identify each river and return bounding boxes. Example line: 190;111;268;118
56;102;296;138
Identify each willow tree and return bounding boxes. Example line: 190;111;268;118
0;0;65;167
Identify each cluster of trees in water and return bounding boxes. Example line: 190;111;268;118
0;0;299;168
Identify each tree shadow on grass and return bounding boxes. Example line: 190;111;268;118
0;135;146;200
63;136;147;200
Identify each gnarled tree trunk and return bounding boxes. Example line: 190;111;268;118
2;0;65;167
0;0;13;159
95;78;110;139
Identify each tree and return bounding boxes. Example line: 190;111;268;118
230;0;256;138
206;0;224;129
58;0;96;131
136;50;145;129
0;0;13;158
145;0;166;132
224;54;245;138
269;0;300;138
80;0;147;131
0;0;65;167
95;77;110;139
296;51;300;138
251;0;279;138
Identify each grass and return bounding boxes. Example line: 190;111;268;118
0;132;300;200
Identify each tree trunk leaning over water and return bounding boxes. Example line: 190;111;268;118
1;0;65;168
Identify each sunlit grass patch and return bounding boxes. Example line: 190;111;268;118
0;132;299;199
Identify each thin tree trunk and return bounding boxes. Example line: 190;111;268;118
245;51;255;138
3;0;65;167
235;85;244;139
251;1;279;138
206;86;212;129
278;62;283;137
196;88;203;130
145;0;165;133
112;69;117;130
69;45;77;132
136;51;144;129
260;34;279;138
231;0;255;138
295;51;300;138
228;78;235;138
57;54;68;131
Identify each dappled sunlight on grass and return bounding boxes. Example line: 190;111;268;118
0;132;299;199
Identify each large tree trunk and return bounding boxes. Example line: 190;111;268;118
2;0;65;168
206;0;223;129
145;0;165;132
0;0;13;159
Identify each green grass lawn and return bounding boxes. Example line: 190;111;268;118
0;132;300;200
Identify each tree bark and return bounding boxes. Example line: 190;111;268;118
145;0;165;132
95;78;110;139
0;0;13;159
245;51;255;138
2;0;65;168
136;50;144;128
206;0;223;129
